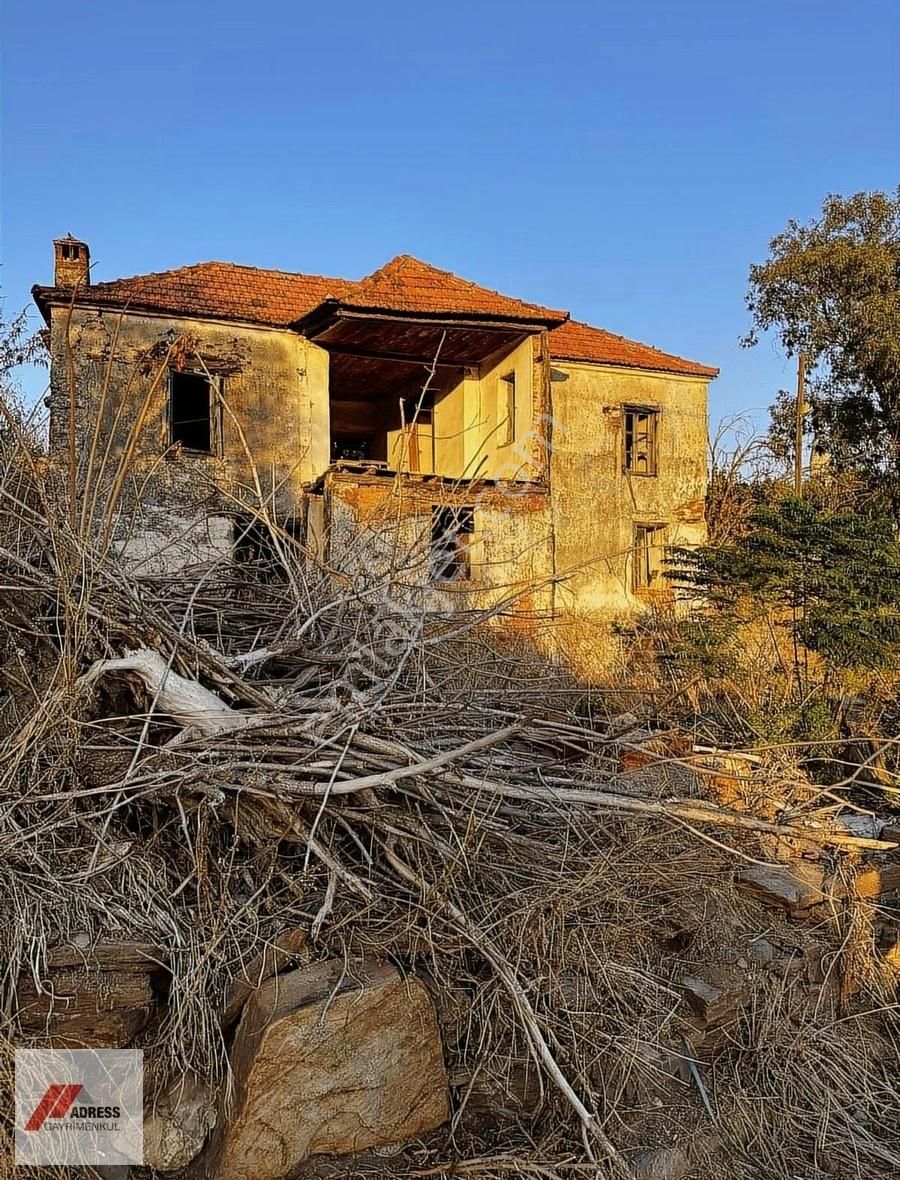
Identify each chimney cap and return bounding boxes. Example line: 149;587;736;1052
53;236;91;288
53;233;89;246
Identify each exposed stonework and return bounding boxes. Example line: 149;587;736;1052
53;235;90;289
321;469;556;626
207;959;448;1180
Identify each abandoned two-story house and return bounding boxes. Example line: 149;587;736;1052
33;237;716;661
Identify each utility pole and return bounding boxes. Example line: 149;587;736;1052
794;351;807;497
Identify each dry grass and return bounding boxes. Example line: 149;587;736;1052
0;360;898;1179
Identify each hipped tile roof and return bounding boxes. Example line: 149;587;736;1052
548;318;719;379
33;253;717;378
35;262;357;328
344;254;566;323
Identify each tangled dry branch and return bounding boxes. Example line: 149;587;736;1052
0;404;898;1179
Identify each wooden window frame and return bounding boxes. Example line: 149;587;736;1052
632;522;668;592
623;405;659;476
498;372;516;447
431;505;475;583
168;369;223;456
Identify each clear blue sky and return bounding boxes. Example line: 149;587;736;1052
2;0;898;430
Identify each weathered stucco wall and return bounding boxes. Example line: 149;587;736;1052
548;361;708;615
321;472;555;634
384;336;542;483
49;306;330;515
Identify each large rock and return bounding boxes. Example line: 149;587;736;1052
681;967;749;1028
16;941;164;1047
144;1075;217;1172
632;1145;689;1180
825;863;900;900
210;959;448;1180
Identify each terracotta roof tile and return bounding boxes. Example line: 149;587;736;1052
34;262;357;327
549;318;718;379
32;254;716;378
33;254;565;328
346;254;566;323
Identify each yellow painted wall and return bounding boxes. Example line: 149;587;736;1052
49;305;331;513
472;337;541;481
386;407;435;474
432;374;467;476
548;360;709;616
399;336;539;482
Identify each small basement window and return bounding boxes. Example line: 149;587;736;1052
233;515;303;580
498;373;516;446
170;370;216;453
632;523;668;591
234;517;278;567
623;406;659;476
431;506;474;583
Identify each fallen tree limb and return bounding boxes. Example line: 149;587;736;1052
79;647;261;736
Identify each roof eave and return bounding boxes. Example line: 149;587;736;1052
31;284;59;326
31;285;288;331
551;352;719;380
295;299;568;338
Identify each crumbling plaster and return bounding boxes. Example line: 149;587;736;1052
322;471;555;626
49;305;330;519
548;361;708;614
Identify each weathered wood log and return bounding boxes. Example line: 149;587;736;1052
79;647;254;736
16;941;166;1048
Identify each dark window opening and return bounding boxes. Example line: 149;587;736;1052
234;517;277;566
623;406;659;476
332;435;373;461
170;371;214;453
499;373;515;446
400;396;434;427
632;523;667;591
431;506;474;583
61;243;80;261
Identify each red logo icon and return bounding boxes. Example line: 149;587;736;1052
24;1084;84;1132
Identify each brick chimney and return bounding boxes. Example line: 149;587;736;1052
53;236;90;288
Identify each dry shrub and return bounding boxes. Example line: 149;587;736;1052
0;381;897;1180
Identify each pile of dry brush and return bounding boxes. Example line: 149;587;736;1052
1;422;899;1179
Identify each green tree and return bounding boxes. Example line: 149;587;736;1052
669;499;900;673
745;190;900;512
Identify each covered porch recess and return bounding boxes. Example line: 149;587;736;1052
298;300;557;482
